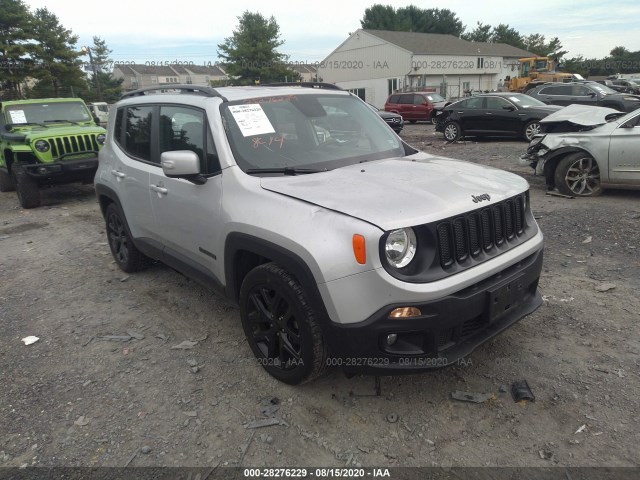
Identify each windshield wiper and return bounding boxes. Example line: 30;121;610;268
245;167;325;175
44;119;80;124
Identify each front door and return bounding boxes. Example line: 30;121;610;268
608;113;640;183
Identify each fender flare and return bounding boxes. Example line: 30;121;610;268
541;146;593;185
224;232;330;321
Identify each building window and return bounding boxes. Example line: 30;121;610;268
348;88;365;101
186;76;192;84
151;77;157;84
388;78;398;95
131;76;138;86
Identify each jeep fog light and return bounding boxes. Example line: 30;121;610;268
35;140;50;152
385;228;417;268
389;307;421;319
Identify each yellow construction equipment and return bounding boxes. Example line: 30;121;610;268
508;57;581;92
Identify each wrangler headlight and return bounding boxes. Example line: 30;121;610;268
385;228;417;268
34;140;50;152
96;133;106;145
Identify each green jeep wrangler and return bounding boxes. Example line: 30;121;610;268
0;97;106;208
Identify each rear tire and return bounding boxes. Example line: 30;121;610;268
239;262;329;385
554;153;602;197
443;121;461;141
0;168;16;192
105;203;150;272
13;165;41;209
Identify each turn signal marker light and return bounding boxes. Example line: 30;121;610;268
352;234;366;264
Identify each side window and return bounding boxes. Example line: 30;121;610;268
413;95;425;105
124;105;153;162
540;85;571;95
572;85;590;96
485;97;510;109
159;105;220;175
398;95;413;104
388;95;399;104
460;97;483;109
114;108;124;146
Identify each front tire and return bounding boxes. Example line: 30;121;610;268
554;153;602;197
239;262;328;385
105;203;150;272
523;121;542;141
443;121;461;141
13;165;41;209
0;168;16;192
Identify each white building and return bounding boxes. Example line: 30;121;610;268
319;29;534;107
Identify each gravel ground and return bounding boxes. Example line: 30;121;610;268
1;123;639;470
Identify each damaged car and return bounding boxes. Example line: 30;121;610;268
520;104;639;196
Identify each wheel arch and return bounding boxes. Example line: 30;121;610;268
224;233;329;321
542;146;594;188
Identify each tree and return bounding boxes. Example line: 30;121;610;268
217;11;296;85
29;8;86;98
84;36;123;103
360;5;464;36
523;34;567;60
490;24;525;50
0;0;35;99
360;4;400;30
462;22;492;42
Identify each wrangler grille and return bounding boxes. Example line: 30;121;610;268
46;135;99;159
437;193;528;269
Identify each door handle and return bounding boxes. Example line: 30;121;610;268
457;111;464;114
150;184;168;195
486;112;493;115
111;169;125;178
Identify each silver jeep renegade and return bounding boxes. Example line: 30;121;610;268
95;84;544;385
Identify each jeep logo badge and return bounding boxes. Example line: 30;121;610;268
472;194;491;203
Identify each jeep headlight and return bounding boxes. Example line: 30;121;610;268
97;134;106;145
385;228;417;268
34;140;50;152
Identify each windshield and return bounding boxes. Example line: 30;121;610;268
4;101;92;125
222;94;405;173
425;93;445;102
590;83;617;95
505;94;547;108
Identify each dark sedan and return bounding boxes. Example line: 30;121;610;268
435;93;561;142
367;103;403;133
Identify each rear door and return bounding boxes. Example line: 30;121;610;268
454;97;485;132
412;94;430;121
109;105;157;242
536;85;573;106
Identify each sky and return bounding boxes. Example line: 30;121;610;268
21;0;640;67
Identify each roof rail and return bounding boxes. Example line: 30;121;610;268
261;82;343;91
120;84;226;100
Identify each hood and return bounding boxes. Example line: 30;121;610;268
377;111;401;120
260;153;528;231
21;124;106;140
432;100;450;110
540;104;622;126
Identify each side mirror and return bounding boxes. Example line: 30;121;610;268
161;150;207;184
502;105;515;111
588;92;596;97
93;115;101;125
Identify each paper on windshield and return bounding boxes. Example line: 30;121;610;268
229;104;275;137
9;110;27;123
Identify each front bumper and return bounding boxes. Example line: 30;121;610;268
23;157;99;184
323;247;544;375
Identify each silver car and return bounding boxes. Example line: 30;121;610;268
521;104;640;196
95;84;544;384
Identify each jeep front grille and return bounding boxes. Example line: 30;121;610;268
47;135;99;159
437;193;528;269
